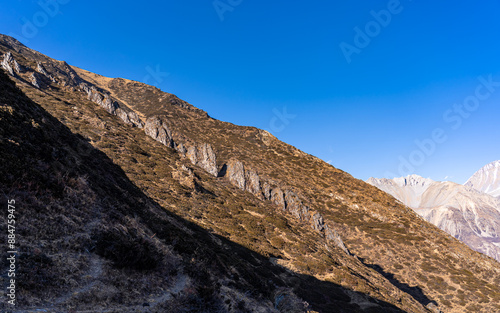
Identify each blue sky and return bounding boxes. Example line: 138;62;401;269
2;0;500;184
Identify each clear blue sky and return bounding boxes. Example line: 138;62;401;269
2;0;500;184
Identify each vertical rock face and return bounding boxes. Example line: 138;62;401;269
101;97;117;115
284;190;309;220
271;188;286;211
312;213;325;232
127;111;144;128
143;116;217;176
226;159;246;190
245;168;262;197
116;108;144;128
186;143;218;177
37;62;48;76
30;72;40;88
87;86;105;106
325;225;349;254
13;59;21;74
1;52;14;76
226;159;263;197
261;181;271;200
176;143;187;156
144;116;175;148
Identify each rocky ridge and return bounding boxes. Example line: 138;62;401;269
466;160;500;197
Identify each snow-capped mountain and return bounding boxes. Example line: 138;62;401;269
367;175;500;262
465;160;500;198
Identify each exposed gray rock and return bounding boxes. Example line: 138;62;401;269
13;59;22;74
78;83;144;128
325;225;349;254
426;303;443;313
221;158;347;254
127;111;144;128
79;82;91;94
245;169;262;197
176;143;187;157
116;108;131;125
36;62;56;82
37;62;48;76
312;213;325;232
226;159;246;190
98;97;114;115
271;188;285;211
1;52;14;76
186;143;218;177
144;116;175;148
87;87;105;106
30;72;40;88
261;181;272;200
284;190;308;220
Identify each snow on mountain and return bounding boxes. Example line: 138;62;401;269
465;160;500;197
367;175;500;262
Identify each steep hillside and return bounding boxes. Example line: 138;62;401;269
1;34;500;312
466;160;500;197
0;65;410;313
367;175;500;262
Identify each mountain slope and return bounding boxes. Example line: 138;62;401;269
0;62;412;313
466;160;500;197
367;175;500;262
2;34;500;313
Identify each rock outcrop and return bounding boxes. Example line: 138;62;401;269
37;62;56;82
223;158;348;253
116;108;143;128
143;115;218;177
226;159;246;190
1;52;14;75
78;82;144;128
144;116;175;148
186;143;218;177
29;72;40;88
1;52;23;76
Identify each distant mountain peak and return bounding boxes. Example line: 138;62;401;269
465;160;500;197
367;174;435;188
396;174;435;187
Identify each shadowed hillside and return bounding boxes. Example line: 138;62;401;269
0;68;411;313
1;33;500;312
